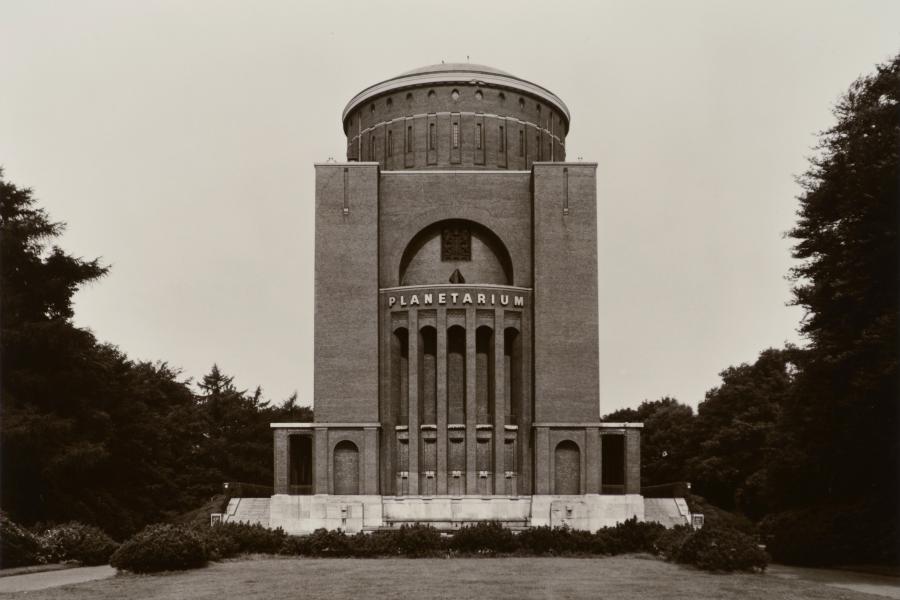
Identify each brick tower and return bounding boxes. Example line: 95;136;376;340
268;63;647;532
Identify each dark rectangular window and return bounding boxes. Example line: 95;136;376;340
518;130;524;157
406;125;412;152
499;125;504;152
476;123;483;149
429;123;435;150
452;122;459;149
442;226;471;261
388;130;393;157
370;135;376;159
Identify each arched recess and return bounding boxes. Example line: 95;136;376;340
391;328;409;425
419;326;437;424
447;326;466;424
475;326;494;423
399;219;513;286
333;440;360;495
554;440;581;494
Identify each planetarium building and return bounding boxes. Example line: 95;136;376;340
256;64;683;532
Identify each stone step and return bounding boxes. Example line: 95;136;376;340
224;497;271;527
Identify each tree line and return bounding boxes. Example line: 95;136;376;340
1;54;896;561
605;54;898;563
0;180;310;537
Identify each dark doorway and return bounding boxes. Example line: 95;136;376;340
601;434;626;494
289;435;313;495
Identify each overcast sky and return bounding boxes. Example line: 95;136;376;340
2;0;898;414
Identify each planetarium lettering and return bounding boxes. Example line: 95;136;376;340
387;291;525;309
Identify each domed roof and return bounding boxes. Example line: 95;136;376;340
399;63;514;77
342;62;570;129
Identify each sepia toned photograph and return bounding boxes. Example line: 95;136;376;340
1;1;897;598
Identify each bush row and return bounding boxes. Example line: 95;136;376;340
1;514;119;568
107;517;768;574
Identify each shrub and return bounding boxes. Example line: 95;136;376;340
653;524;691;559
450;522;517;555
110;524;208;573
38;522;119;565
686;495;755;534
0;513;43;568
516;526;596;555
600;517;666;554
672;526;768;572
388;524;445;557
195;525;240;561
295;528;353;557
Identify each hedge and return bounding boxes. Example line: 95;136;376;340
38;522;119;565
110;524;207;573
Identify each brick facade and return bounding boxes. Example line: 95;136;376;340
273;63;642;508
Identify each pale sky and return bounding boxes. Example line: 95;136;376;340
2;0;898;414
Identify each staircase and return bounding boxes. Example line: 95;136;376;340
224;497;270;528
643;497;690;527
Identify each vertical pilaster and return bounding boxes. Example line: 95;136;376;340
625;428;641;494
408;310;419;495
535;426;550;494
274;430;289;494
465;307;477;494
436;309;448;494
493;308;505;494
364;427;379;494
585;427;600;493
315;427;329;494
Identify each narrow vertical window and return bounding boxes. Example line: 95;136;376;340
499;125;505;152
536;134;541;160
518;130;524;157
406;125;412;152
452;122;459;149
388;130;393;157
429;123;435;150
370;135;376;159
476;123;483;150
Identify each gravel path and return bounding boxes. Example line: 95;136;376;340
0;565;116;593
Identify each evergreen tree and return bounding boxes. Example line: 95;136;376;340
771;54;899;510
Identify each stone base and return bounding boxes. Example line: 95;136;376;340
269;494;384;534
269;494;650;533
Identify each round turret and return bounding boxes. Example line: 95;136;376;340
343;63;569;169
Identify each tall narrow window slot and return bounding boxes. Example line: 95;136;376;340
476;123;483;149
498;125;505;152
518;130;524;157
452;122;459;149
388;130;393;157
429;123;435;150
476;326;494;423
392;328;409;426
447;326;466;424
419;327;437;425
406;125;413;152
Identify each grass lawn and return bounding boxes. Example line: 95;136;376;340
0;555;885;600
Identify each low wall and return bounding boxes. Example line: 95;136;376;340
269;494;649;533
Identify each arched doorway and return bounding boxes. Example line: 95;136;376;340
333;440;360;495
554;440;581;494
